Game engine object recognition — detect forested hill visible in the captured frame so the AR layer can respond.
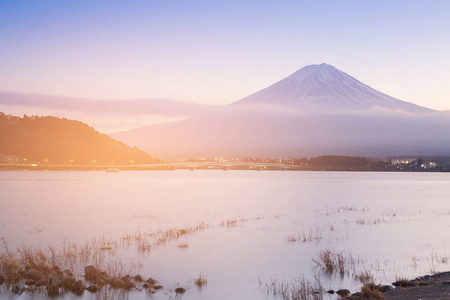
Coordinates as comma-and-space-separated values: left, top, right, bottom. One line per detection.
0, 113, 160, 165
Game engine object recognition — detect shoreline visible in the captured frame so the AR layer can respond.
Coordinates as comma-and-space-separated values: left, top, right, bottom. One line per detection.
347, 271, 450, 300
0, 164, 449, 172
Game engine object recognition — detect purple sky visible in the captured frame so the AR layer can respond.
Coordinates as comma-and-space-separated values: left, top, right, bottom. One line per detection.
1, 1, 450, 111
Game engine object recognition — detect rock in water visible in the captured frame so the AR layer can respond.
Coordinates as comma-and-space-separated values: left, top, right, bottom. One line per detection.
25, 279, 35, 286
336, 289, 350, 297
380, 285, 394, 292
72, 280, 86, 295
87, 284, 99, 292
51, 265, 63, 275
47, 282, 59, 296
134, 275, 144, 282
61, 274, 76, 290
25, 268, 44, 282
13, 284, 25, 294
85, 265, 98, 281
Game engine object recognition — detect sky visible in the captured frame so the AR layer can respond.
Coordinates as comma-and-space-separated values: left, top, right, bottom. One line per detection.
1, 0, 450, 110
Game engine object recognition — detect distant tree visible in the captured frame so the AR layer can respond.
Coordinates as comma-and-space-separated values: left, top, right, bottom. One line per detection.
309, 155, 368, 169
417, 157, 423, 169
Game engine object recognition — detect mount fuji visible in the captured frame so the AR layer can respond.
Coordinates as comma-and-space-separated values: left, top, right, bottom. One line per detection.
233, 63, 431, 113
112, 64, 449, 159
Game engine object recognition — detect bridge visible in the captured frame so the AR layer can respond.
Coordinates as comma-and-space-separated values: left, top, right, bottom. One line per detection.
0, 162, 304, 171
136, 161, 303, 171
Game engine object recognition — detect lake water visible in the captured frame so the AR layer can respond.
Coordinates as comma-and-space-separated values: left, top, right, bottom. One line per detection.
0, 171, 449, 299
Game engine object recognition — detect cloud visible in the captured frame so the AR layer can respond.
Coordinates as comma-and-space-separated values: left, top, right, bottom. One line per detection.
0, 90, 219, 116
0, 90, 221, 132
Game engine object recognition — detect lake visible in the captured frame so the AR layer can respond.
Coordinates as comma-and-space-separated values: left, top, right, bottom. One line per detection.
0, 171, 449, 299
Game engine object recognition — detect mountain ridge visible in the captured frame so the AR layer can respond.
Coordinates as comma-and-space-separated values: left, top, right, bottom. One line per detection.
0, 112, 160, 165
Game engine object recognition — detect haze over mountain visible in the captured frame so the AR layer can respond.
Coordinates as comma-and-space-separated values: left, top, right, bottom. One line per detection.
0, 90, 218, 133
112, 63, 450, 160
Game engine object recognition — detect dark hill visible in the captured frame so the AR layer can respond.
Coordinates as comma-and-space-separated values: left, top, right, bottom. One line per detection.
0, 113, 160, 165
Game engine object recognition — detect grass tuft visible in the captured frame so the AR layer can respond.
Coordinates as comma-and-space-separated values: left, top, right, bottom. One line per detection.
194, 273, 208, 287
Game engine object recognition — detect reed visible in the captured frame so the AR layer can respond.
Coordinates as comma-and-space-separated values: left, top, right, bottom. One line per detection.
312, 249, 361, 275
261, 276, 323, 300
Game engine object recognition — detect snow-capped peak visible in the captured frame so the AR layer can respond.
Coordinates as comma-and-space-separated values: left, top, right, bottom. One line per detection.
233, 63, 432, 113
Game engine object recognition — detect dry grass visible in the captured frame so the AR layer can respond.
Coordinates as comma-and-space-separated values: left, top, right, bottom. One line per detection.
356, 270, 376, 284
337, 206, 359, 213
312, 249, 361, 275
178, 243, 189, 248
285, 228, 323, 244
0, 251, 142, 296
315, 250, 335, 273
121, 222, 210, 250
255, 213, 283, 221
357, 272, 383, 299
429, 252, 449, 265
0, 242, 20, 284
411, 256, 419, 269
137, 242, 151, 252
194, 273, 207, 287
355, 218, 386, 225
219, 217, 247, 227
360, 284, 383, 299
261, 275, 323, 300
0, 220, 213, 296
0, 237, 143, 295
154, 222, 210, 246
323, 206, 369, 217
119, 222, 211, 253
392, 276, 415, 287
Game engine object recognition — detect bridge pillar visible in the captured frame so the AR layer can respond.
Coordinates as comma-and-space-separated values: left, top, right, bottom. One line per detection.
223, 166, 229, 171
189, 167, 195, 171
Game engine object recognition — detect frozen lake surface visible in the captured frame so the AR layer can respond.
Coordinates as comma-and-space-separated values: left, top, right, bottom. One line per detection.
0, 171, 449, 299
